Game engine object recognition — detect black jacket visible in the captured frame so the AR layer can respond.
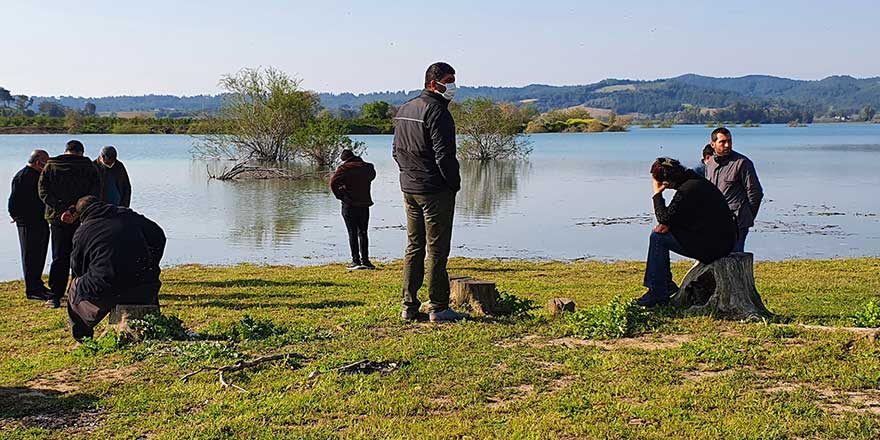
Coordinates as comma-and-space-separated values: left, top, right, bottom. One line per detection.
392, 91, 461, 194
8, 166, 46, 224
329, 156, 376, 207
94, 159, 132, 207
653, 170, 737, 263
71, 204, 166, 302
38, 154, 101, 223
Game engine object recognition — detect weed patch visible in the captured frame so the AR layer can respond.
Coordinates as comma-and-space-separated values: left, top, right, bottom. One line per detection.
565, 296, 655, 339
853, 300, 880, 328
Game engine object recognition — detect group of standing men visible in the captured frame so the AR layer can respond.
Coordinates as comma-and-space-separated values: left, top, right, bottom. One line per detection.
8, 141, 165, 340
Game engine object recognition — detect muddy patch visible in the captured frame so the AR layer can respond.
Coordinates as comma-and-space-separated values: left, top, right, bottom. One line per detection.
761, 382, 880, 416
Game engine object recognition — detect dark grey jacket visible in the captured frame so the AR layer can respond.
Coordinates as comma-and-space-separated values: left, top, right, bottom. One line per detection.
392, 91, 461, 194
705, 151, 764, 228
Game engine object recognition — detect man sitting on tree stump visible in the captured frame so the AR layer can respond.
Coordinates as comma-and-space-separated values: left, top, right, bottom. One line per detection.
636, 158, 737, 307
67, 196, 166, 341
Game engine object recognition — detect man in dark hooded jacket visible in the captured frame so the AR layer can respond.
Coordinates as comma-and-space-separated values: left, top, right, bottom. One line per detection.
329, 149, 376, 269
38, 140, 101, 308
66, 196, 165, 341
94, 146, 132, 207
636, 157, 737, 307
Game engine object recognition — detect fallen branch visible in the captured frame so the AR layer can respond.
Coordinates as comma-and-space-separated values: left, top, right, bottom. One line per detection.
181, 352, 304, 392
307, 359, 406, 381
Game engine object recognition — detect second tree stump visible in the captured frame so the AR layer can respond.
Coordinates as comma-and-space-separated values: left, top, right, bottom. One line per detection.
670, 252, 772, 321
450, 276, 499, 316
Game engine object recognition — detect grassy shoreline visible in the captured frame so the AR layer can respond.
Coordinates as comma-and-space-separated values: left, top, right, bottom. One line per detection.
1, 257, 878, 439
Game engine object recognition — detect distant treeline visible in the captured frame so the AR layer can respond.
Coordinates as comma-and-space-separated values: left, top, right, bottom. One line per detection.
5, 74, 880, 124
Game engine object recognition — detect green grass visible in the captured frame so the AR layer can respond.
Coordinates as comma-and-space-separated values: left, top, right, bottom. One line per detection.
1, 258, 879, 439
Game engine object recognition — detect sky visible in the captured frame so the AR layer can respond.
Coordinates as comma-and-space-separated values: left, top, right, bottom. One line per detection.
3, 0, 879, 97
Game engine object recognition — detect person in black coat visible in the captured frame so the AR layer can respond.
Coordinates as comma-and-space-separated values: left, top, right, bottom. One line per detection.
66, 196, 166, 341
7, 149, 51, 300
329, 149, 376, 269
636, 157, 737, 307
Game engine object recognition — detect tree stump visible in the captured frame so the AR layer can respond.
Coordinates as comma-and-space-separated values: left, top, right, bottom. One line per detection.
548, 298, 576, 317
106, 304, 160, 336
449, 276, 499, 316
670, 252, 772, 321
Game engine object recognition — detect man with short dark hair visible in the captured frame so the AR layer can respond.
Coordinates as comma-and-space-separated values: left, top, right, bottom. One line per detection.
693, 144, 714, 177
67, 196, 165, 341
8, 149, 51, 300
329, 149, 376, 270
38, 140, 101, 308
705, 127, 764, 252
392, 61, 467, 323
94, 146, 132, 207
636, 157, 737, 307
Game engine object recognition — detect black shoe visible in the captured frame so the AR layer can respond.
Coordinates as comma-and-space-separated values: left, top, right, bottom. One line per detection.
26, 289, 52, 301
635, 290, 669, 307
361, 261, 376, 270
347, 262, 365, 270
44, 298, 61, 309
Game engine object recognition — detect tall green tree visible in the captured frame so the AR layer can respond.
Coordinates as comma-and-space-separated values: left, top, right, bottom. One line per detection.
860, 105, 876, 122
360, 101, 391, 120
0, 87, 13, 107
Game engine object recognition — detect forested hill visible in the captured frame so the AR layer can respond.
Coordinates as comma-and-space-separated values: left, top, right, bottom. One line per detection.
25, 74, 880, 119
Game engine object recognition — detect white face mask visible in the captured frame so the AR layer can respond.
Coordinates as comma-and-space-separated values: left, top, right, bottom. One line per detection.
436, 81, 457, 101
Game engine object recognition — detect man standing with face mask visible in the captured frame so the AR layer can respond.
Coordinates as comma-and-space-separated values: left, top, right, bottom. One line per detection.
94, 146, 132, 207
392, 61, 466, 323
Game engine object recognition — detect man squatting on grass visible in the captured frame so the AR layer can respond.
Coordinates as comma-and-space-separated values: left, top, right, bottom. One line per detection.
392, 61, 468, 323
636, 158, 737, 307
67, 196, 166, 341
329, 149, 377, 270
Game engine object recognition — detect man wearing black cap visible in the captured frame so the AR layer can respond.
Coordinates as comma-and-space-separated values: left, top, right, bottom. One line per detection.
8, 149, 51, 300
329, 149, 376, 269
38, 140, 101, 308
67, 196, 165, 341
94, 146, 132, 207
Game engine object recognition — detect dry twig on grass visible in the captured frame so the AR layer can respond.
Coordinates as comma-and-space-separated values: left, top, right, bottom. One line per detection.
181, 352, 304, 392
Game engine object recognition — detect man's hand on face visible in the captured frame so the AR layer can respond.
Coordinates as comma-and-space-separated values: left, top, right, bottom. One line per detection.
652, 178, 667, 195
654, 224, 670, 234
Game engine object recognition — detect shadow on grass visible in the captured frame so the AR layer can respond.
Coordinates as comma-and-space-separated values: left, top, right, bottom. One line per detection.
0, 387, 99, 431
181, 299, 367, 311
168, 279, 345, 288
161, 291, 305, 301
450, 267, 519, 274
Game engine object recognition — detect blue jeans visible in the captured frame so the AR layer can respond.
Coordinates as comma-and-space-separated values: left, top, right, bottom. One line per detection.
642, 230, 697, 299
733, 227, 749, 253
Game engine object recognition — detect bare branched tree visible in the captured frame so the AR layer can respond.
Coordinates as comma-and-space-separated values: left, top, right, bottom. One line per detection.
451, 98, 532, 161
195, 67, 319, 163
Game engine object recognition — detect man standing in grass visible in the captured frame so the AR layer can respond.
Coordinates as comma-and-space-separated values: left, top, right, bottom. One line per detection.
38, 140, 101, 308
94, 146, 132, 207
330, 149, 376, 270
705, 127, 764, 252
8, 149, 51, 301
392, 62, 467, 323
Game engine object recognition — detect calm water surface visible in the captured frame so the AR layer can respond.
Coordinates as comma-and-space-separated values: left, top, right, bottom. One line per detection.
0, 124, 878, 281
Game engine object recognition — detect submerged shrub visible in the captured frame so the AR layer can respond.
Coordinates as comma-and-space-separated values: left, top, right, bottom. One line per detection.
853, 300, 880, 328
566, 296, 652, 339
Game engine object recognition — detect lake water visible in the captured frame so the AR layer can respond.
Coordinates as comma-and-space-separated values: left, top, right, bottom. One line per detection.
1, 124, 878, 281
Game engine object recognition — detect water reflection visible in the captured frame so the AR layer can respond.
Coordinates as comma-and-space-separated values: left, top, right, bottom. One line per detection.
457, 160, 530, 220
204, 161, 332, 247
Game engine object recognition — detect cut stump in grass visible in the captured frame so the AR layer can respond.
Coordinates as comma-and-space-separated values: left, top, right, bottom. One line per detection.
450, 276, 499, 316
106, 304, 160, 335
670, 252, 772, 321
